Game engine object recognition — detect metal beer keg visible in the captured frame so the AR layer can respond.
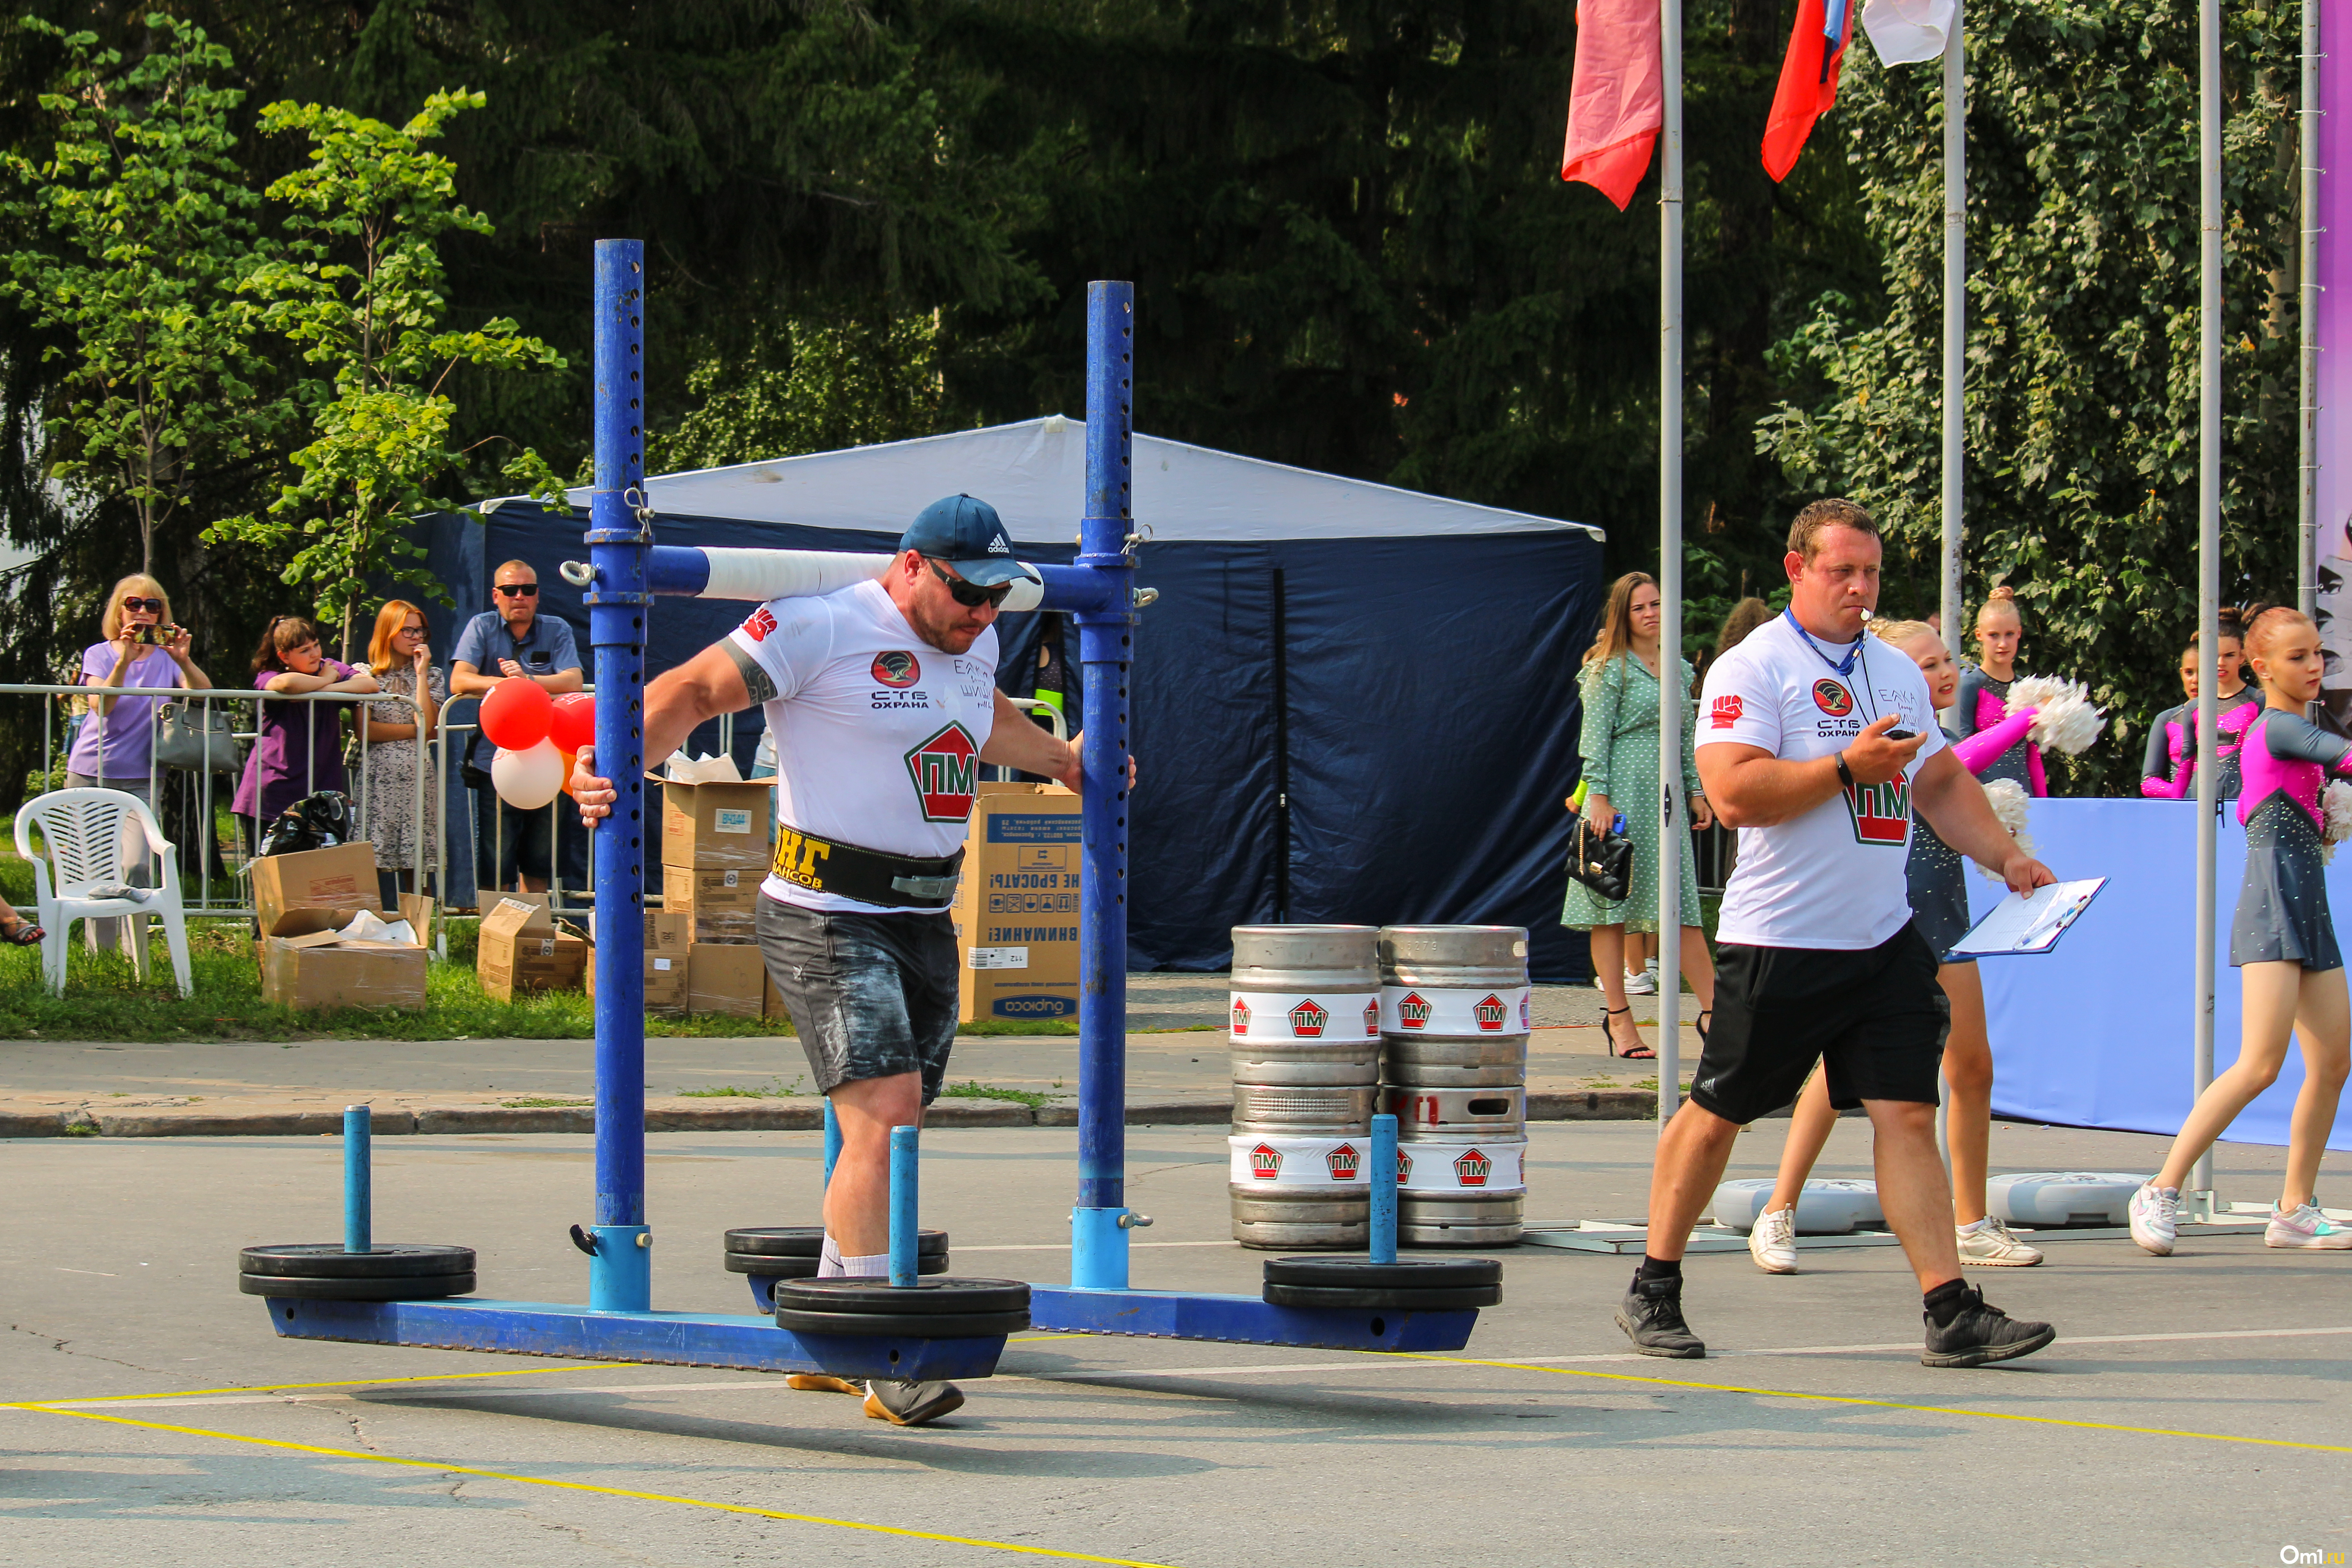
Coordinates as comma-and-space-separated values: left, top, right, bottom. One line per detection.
1377, 926, 1531, 1246
1229, 926, 1380, 1248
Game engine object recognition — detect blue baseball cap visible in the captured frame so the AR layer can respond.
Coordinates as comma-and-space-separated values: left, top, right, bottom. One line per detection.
900, 494, 1038, 588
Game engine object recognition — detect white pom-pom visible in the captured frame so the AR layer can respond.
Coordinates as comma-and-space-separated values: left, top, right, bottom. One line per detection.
2006, 676, 2105, 756
1972, 778, 2036, 881
2324, 781, 2352, 865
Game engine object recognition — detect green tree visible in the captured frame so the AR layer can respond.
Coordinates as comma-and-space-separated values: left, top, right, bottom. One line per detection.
649, 312, 946, 472
1758, 0, 2300, 790
210, 87, 565, 657
0, 13, 279, 577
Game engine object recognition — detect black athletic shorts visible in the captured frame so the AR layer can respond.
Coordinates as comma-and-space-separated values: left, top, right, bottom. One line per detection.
756, 895, 958, 1102
1689, 922, 1949, 1126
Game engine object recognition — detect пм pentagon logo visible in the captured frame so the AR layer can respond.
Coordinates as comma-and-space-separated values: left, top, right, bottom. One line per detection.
872, 650, 921, 688
1326, 1143, 1360, 1181
1230, 998, 1251, 1035
1396, 991, 1431, 1030
1474, 994, 1507, 1031
1454, 1147, 1492, 1188
1250, 1142, 1282, 1180
1290, 999, 1328, 1038
1812, 679, 1854, 717
1363, 999, 1380, 1036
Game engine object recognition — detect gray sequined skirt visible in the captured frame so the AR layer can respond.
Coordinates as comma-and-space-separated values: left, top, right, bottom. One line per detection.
2232, 796, 2343, 971
1906, 818, 1973, 964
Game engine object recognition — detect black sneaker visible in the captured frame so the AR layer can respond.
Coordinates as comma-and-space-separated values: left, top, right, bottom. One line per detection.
1920, 1285, 2056, 1368
1615, 1274, 1706, 1359
863, 1378, 964, 1426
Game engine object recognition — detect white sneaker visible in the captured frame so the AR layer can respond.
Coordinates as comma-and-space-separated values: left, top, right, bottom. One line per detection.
2127, 1181, 2178, 1256
1748, 1205, 1798, 1274
1955, 1216, 2044, 1267
2266, 1203, 2352, 1249
1623, 969, 1658, 995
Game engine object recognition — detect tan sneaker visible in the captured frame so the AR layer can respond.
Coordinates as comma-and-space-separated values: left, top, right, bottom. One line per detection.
1955, 1216, 2043, 1267
785, 1373, 863, 1395
1748, 1205, 1798, 1274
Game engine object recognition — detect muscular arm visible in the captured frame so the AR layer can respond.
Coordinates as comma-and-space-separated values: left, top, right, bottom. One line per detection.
569, 641, 752, 826
1912, 747, 2056, 895
537, 665, 584, 695
448, 661, 497, 698
979, 688, 1081, 789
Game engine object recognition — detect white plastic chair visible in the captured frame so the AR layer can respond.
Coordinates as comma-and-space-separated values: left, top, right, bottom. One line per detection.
14, 788, 192, 997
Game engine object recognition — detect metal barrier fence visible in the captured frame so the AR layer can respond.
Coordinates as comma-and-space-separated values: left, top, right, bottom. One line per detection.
4, 680, 613, 930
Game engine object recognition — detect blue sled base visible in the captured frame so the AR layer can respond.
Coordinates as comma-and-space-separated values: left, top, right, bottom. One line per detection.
1026, 1286, 1476, 1352
260, 1296, 1006, 1382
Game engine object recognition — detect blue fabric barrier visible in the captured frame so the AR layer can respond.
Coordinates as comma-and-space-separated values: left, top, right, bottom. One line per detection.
1977, 798, 2352, 1152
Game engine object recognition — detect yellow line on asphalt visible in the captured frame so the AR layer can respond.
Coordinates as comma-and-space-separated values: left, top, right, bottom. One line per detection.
1417, 1353, 2352, 1455
9, 1363, 632, 1408
19, 1406, 1181, 1567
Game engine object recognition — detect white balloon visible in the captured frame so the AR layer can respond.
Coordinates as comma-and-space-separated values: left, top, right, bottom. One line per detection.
492, 740, 566, 811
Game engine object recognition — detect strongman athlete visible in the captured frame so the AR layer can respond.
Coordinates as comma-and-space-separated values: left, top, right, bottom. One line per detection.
574, 494, 1127, 1425
1617, 498, 2059, 1368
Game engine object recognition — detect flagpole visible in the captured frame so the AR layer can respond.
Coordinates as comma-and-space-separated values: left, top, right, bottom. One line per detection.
2300, 0, 2320, 623
1940, 2, 1965, 664
1656, 0, 1685, 1130
2189, 0, 2222, 1218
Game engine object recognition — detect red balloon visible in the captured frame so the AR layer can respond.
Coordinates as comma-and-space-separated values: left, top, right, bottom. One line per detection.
548, 691, 597, 752
479, 677, 553, 750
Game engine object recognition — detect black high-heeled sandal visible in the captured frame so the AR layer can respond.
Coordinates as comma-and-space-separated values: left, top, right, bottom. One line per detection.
1605, 1005, 1655, 1060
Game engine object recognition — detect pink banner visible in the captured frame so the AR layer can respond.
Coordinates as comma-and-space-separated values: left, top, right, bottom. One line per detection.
2317, 0, 2352, 714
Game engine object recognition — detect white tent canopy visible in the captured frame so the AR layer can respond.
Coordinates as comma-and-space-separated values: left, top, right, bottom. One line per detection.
506, 416, 1599, 544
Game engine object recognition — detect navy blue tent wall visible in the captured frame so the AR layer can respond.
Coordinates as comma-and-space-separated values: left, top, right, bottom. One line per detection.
413, 505, 1605, 979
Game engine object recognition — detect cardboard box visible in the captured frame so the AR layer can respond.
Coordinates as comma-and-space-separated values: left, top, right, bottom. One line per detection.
586, 911, 691, 1014
257, 894, 434, 1012
951, 783, 1082, 1024
689, 942, 767, 1017
251, 842, 382, 934
660, 773, 773, 872
477, 893, 588, 1002
662, 864, 760, 944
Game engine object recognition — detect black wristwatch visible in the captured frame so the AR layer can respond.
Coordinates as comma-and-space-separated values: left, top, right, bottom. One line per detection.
1835, 750, 1856, 790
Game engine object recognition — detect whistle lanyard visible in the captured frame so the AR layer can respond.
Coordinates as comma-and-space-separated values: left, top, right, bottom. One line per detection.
1782, 607, 1861, 677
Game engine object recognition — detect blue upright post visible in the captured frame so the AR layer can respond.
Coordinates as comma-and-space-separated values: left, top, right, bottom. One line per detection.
1369, 1114, 1398, 1267
586, 238, 652, 1311
823, 1098, 842, 1190
889, 1127, 919, 1289
1070, 281, 1138, 1290
343, 1105, 372, 1255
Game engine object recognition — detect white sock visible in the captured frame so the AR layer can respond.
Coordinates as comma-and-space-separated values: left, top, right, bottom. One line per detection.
841, 1251, 890, 1278
818, 1234, 844, 1278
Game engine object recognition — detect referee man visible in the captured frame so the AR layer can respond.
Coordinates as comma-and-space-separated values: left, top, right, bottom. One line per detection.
1618, 498, 2058, 1368
572, 495, 1129, 1425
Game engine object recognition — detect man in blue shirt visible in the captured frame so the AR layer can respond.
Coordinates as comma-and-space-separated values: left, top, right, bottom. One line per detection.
450, 559, 584, 897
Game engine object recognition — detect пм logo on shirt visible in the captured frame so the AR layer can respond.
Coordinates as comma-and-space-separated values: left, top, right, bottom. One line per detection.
905, 722, 979, 822
1844, 777, 1910, 847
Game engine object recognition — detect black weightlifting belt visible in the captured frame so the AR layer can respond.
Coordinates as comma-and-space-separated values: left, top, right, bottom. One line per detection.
771, 821, 963, 910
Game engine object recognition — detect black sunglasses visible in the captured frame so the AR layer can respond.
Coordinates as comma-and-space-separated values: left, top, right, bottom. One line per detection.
494, 583, 539, 598
121, 597, 164, 614
925, 559, 1012, 610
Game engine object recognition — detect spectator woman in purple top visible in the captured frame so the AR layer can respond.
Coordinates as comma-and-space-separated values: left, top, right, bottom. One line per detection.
69, 573, 211, 956
231, 615, 377, 838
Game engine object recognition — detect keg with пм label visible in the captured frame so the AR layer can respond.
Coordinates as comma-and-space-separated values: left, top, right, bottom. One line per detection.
1228, 1132, 1373, 1250
1377, 925, 1531, 1089
1396, 1136, 1528, 1247
1228, 925, 1381, 1087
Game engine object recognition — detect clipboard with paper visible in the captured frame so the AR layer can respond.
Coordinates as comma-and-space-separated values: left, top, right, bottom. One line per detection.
1946, 878, 2109, 959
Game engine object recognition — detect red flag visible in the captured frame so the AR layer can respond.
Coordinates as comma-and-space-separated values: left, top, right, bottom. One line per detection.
1561, 0, 1663, 210
1762, 0, 1853, 182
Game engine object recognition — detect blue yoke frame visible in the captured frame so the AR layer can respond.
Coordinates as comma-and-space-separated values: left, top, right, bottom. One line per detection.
259, 245, 1477, 1371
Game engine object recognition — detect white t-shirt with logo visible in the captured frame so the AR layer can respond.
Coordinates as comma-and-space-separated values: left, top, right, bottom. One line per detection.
727, 578, 998, 913
1699, 613, 1948, 950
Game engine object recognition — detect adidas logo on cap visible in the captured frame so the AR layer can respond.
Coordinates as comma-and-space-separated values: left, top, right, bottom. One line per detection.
987, 536, 1011, 553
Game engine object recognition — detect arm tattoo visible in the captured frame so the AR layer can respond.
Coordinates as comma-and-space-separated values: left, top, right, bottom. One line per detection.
722, 638, 779, 704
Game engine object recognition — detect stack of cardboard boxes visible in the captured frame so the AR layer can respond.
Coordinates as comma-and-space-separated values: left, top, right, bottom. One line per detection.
586, 909, 690, 1014
951, 782, 1083, 1024
476, 893, 589, 1002
251, 843, 434, 1012
657, 761, 773, 1017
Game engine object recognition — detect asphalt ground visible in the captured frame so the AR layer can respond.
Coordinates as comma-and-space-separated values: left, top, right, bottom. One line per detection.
4, 1115, 2347, 1566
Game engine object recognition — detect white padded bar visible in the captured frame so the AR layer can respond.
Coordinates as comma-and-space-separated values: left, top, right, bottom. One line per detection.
694, 547, 1045, 612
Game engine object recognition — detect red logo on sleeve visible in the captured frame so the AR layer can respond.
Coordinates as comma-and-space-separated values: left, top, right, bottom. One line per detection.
742, 608, 777, 642
1710, 695, 1745, 730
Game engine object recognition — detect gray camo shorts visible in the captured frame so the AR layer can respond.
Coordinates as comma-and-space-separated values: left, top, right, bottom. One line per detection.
756, 895, 959, 1102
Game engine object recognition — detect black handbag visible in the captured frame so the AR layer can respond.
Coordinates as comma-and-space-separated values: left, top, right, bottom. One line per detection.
1566, 816, 1635, 903
153, 698, 246, 773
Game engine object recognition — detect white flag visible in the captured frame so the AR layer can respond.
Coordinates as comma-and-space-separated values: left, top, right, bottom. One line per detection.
1860, 0, 1956, 65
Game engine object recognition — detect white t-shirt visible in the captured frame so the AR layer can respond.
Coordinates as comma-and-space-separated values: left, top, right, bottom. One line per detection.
726, 579, 998, 913
1699, 613, 1948, 950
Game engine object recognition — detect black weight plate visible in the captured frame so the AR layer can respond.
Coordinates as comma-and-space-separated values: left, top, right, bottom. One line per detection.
773, 1276, 1031, 1316
724, 1252, 947, 1277
724, 1227, 948, 1258
240, 1271, 476, 1300
1262, 1282, 1499, 1310
774, 1307, 1029, 1339
1262, 1256, 1501, 1290
239, 1243, 476, 1279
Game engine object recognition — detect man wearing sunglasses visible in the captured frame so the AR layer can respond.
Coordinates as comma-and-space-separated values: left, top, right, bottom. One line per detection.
570, 494, 1133, 1429
451, 559, 585, 897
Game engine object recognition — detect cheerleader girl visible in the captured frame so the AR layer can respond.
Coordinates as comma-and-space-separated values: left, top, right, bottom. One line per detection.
1953, 587, 2042, 794
1748, 619, 2066, 1272
2130, 605, 2352, 1253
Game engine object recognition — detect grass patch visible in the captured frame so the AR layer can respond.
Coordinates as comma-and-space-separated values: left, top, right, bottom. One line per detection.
953, 1016, 1079, 1036
676, 1077, 804, 1099
936, 1080, 1055, 1108
496, 1096, 593, 1108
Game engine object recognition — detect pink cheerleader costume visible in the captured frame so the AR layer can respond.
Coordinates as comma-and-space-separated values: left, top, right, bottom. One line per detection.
2230, 707, 2352, 971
